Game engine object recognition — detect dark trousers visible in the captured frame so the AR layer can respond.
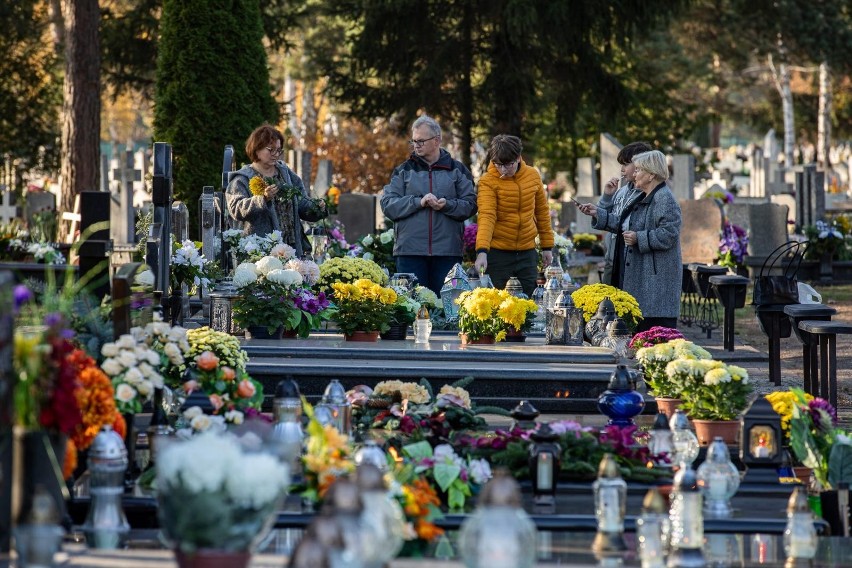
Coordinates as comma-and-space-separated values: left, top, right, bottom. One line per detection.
635, 317, 678, 333
486, 248, 539, 297
395, 255, 462, 295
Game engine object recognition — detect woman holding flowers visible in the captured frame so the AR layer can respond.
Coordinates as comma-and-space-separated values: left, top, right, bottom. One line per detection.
226, 124, 327, 257
578, 150, 681, 332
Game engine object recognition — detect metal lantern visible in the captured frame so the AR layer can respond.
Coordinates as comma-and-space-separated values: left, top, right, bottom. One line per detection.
83, 425, 131, 549
511, 400, 540, 430
528, 423, 561, 508
592, 454, 628, 553
317, 379, 352, 436
600, 318, 633, 360
440, 263, 472, 321
209, 277, 243, 335
466, 266, 481, 288
504, 276, 527, 298
543, 275, 562, 311
545, 291, 584, 346
390, 273, 418, 292
585, 297, 616, 346
740, 397, 783, 484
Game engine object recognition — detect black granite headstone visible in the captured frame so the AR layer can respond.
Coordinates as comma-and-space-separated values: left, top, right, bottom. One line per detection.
78, 191, 113, 300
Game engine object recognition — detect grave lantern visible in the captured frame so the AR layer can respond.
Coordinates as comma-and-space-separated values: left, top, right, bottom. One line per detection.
389, 273, 418, 292
440, 264, 472, 321
209, 278, 243, 335
740, 397, 783, 484
413, 306, 432, 344
466, 266, 481, 288
585, 297, 616, 346
668, 465, 705, 568
600, 318, 633, 360
697, 437, 740, 519
504, 276, 527, 298
592, 454, 628, 553
545, 290, 584, 346
784, 488, 818, 563
306, 226, 328, 263
317, 379, 352, 436
511, 400, 540, 430
528, 423, 561, 508
82, 425, 130, 548
597, 364, 645, 427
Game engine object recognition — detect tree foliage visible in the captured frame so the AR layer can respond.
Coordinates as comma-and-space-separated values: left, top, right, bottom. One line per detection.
153, 0, 278, 237
0, 1, 62, 183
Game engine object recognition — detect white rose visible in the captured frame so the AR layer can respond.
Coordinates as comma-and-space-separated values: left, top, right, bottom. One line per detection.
118, 350, 137, 368
379, 230, 393, 244
101, 358, 123, 376
137, 380, 153, 397
362, 235, 374, 246
256, 256, 284, 275
101, 343, 119, 358
115, 383, 136, 403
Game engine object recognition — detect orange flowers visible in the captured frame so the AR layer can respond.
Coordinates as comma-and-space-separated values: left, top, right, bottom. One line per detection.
400, 477, 443, 542
195, 351, 220, 371
236, 380, 256, 399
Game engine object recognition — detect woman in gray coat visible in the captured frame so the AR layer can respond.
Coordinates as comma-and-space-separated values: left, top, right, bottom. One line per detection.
578, 150, 681, 332
226, 124, 326, 257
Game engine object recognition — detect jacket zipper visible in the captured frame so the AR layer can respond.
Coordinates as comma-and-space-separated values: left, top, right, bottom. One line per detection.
515, 178, 522, 249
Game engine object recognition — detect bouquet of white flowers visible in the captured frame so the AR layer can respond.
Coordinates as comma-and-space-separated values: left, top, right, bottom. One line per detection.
101, 334, 165, 414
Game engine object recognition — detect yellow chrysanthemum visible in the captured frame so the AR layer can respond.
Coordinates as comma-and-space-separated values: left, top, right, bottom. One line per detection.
248, 176, 266, 197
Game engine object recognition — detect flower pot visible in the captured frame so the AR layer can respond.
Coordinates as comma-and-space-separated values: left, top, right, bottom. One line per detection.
282, 329, 299, 339
174, 549, 251, 568
793, 466, 813, 486
245, 325, 284, 340
654, 397, 683, 419
380, 323, 408, 341
504, 328, 526, 343
345, 330, 380, 342
460, 333, 496, 345
692, 419, 740, 446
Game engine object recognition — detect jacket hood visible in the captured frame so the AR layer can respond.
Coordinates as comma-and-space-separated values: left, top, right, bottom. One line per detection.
407, 148, 455, 170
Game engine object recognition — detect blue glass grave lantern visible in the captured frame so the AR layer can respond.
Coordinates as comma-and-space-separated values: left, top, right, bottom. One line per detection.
440, 263, 472, 321
597, 364, 645, 426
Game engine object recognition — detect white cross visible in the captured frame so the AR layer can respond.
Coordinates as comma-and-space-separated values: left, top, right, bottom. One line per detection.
62, 194, 81, 244
0, 185, 17, 224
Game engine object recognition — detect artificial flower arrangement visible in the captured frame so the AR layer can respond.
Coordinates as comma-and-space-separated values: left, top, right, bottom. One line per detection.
635, 339, 712, 399
100, 333, 166, 415
785, 389, 852, 490
717, 221, 749, 270
170, 238, 216, 294
330, 279, 398, 335
571, 283, 642, 331
628, 326, 685, 350
347, 378, 504, 438
185, 327, 250, 378
298, 400, 356, 502
358, 228, 396, 275
766, 389, 814, 442
156, 432, 290, 554
180, 350, 265, 427
402, 441, 492, 511
6, 238, 66, 264
454, 421, 670, 484
318, 256, 389, 293
393, 470, 445, 553
455, 287, 538, 342
669, 359, 752, 421
232, 256, 331, 337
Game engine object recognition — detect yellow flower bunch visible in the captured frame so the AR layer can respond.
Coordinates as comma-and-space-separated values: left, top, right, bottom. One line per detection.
498, 295, 538, 331
318, 256, 389, 293
767, 390, 814, 436
248, 176, 266, 197
571, 283, 642, 329
438, 385, 472, 409
456, 288, 536, 341
330, 279, 398, 334
573, 233, 598, 248
186, 327, 249, 374
374, 380, 431, 404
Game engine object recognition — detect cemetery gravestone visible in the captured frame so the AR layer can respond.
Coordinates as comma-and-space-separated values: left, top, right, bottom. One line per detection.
599, 133, 622, 195
671, 155, 696, 201
313, 160, 333, 198
110, 149, 141, 245
0, 185, 17, 224
78, 191, 113, 301
199, 187, 220, 320
24, 191, 56, 241
795, 165, 825, 231
151, 143, 173, 309
171, 201, 191, 320
338, 193, 381, 242
574, 157, 597, 235
746, 203, 790, 261
679, 199, 725, 265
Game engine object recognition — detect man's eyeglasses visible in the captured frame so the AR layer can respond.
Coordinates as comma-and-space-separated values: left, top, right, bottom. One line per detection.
493, 158, 519, 169
266, 147, 283, 157
408, 136, 439, 147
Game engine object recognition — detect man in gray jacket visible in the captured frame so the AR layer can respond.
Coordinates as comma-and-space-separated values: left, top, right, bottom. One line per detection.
381, 116, 477, 294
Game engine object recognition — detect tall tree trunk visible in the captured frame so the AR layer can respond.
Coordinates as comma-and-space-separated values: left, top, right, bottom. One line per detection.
817, 62, 831, 173
458, 1, 473, 168
768, 52, 795, 171
60, 0, 100, 227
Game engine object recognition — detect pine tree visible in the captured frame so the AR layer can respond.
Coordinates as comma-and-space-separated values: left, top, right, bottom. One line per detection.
153, 0, 278, 237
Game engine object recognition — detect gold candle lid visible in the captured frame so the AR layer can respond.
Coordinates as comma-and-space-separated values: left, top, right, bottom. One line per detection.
598, 453, 621, 479
642, 488, 666, 514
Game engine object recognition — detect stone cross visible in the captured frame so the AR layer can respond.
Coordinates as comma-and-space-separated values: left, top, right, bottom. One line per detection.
0, 270, 15, 552
151, 142, 173, 310
0, 185, 17, 224
110, 149, 142, 244
61, 194, 82, 244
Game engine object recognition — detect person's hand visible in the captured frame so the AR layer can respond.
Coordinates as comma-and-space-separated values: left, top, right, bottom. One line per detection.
475, 252, 488, 274
431, 197, 447, 210
577, 203, 598, 217
541, 249, 553, 267
264, 184, 278, 201
420, 193, 436, 208
623, 231, 638, 246
603, 177, 620, 195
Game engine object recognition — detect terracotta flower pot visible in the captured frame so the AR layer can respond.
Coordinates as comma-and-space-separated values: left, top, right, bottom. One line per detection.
174, 549, 251, 568
793, 466, 813, 486
344, 330, 380, 342
692, 419, 740, 446
460, 333, 496, 345
654, 397, 683, 419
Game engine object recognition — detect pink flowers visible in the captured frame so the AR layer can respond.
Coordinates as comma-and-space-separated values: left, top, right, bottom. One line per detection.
628, 326, 685, 349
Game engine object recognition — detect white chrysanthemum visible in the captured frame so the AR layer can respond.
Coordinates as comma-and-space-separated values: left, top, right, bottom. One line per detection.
116, 334, 137, 350
227, 453, 289, 508
703, 368, 731, 386
101, 358, 122, 376
362, 235, 374, 246
137, 380, 153, 397
269, 243, 296, 260
255, 256, 284, 275
101, 343, 119, 358
115, 383, 136, 403
158, 434, 241, 494
267, 268, 303, 286
233, 270, 258, 288
124, 367, 144, 385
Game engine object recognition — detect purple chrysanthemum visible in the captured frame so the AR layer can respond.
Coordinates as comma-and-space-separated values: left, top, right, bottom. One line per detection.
808, 398, 838, 432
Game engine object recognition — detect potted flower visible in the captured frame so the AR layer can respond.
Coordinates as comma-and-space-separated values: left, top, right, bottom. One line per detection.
232, 256, 330, 339
672, 360, 752, 445
169, 239, 216, 325
572, 232, 598, 254
330, 279, 398, 340
180, 350, 265, 425
317, 256, 389, 293
786, 389, 851, 491
766, 389, 815, 483
381, 295, 420, 340
455, 288, 536, 345
156, 432, 289, 567
571, 283, 642, 331
635, 338, 712, 416
628, 326, 685, 350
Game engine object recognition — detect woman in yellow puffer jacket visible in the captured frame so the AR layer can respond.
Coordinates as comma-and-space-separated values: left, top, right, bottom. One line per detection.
474, 135, 555, 296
